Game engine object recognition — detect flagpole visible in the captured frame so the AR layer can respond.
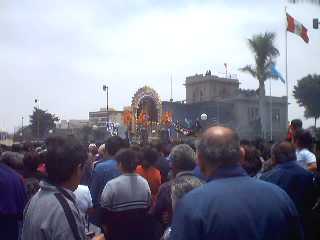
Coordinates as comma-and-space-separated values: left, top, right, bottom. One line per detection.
270, 79, 273, 141
285, 6, 289, 129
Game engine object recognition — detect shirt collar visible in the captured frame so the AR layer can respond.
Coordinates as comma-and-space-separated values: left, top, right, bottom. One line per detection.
207, 164, 248, 182
176, 171, 194, 178
40, 180, 76, 201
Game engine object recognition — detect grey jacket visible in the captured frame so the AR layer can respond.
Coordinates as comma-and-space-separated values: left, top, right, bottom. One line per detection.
21, 181, 86, 240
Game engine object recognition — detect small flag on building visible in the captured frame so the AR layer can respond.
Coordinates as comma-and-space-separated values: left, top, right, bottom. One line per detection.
35, 99, 38, 103
286, 13, 309, 43
271, 64, 285, 84
103, 85, 107, 91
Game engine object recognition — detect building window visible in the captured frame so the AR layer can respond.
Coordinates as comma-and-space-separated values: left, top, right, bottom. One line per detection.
200, 90, 203, 101
272, 109, 280, 122
248, 107, 259, 121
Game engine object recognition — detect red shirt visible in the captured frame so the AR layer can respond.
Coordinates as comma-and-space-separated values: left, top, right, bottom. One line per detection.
136, 165, 161, 202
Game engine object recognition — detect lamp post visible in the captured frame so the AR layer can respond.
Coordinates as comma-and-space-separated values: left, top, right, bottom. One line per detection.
103, 84, 109, 126
34, 98, 40, 139
21, 116, 24, 140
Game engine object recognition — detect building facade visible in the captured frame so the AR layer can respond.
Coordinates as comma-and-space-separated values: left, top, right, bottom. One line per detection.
163, 71, 287, 140
89, 108, 124, 128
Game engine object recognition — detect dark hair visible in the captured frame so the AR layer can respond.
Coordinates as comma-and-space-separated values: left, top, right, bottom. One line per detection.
115, 148, 138, 172
291, 119, 303, 130
240, 145, 262, 177
0, 151, 24, 171
141, 146, 159, 168
295, 130, 313, 151
240, 139, 251, 146
272, 141, 296, 163
45, 136, 87, 184
11, 144, 22, 153
23, 151, 40, 173
197, 128, 240, 167
105, 136, 124, 156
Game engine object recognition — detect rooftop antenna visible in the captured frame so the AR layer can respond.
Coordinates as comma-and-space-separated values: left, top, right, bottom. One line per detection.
170, 74, 173, 102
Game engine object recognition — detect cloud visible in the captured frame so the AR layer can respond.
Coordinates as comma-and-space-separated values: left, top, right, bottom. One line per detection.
0, 0, 319, 131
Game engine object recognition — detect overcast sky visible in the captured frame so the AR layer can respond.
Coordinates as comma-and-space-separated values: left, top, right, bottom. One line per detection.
0, 0, 319, 132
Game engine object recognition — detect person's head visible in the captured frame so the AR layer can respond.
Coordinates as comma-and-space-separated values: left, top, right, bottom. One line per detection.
11, 144, 22, 153
240, 139, 251, 146
294, 130, 313, 151
98, 144, 105, 157
271, 141, 296, 164
141, 146, 159, 168
45, 136, 87, 190
105, 136, 124, 157
23, 151, 40, 175
171, 176, 203, 210
115, 148, 138, 173
170, 144, 196, 176
130, 144, 142, 164
291, 119, 303, 132
0, 151, 24, 173
197, 126, 240, 177
88, 144, 98, 155
239, 145, 262, 177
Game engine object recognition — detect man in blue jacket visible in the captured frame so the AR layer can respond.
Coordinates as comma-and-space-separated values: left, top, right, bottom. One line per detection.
261, 141, 316, 239
170, 126, 303, 240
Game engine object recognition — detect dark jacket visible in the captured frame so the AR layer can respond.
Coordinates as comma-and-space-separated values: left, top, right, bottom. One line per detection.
170, 165, 303, 240
152, 171, 199, 228
261, 161, 316, 239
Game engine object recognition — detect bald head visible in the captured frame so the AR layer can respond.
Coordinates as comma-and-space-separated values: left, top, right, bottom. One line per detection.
272, 141, 296, 164
197, 126, 240, 169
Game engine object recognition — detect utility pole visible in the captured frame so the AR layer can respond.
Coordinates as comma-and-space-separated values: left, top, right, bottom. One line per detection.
170, 75, 173, 102
103, 85, 109, 131
21, 116, 24, 140
35, 98, 40, 139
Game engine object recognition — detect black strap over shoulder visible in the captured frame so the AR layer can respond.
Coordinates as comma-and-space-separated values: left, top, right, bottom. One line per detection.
54, 193, 82, 240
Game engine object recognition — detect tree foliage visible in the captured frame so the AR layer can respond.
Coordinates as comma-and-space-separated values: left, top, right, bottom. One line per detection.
240, 32, 279, 137
30, 108, 59, 139
293, 74, 320, 126
240, 32, 280, 94
288, 0, 320, 4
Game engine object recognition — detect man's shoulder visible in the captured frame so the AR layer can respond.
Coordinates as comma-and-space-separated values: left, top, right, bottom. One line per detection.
159, 181, 171, 190
136, 174, 150, 187
184, 176, 289, 204
25, 190, 85, 240
94, 159, 118, 172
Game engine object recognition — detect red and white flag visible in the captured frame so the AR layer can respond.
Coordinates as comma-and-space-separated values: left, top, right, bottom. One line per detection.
286, 13, 309, 43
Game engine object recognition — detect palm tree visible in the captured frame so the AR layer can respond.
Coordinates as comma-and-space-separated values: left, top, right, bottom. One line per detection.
240, 32, 279, 138
288, 0, 320, 4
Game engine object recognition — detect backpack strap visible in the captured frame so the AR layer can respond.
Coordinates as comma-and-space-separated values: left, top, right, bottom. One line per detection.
54, 193, 82, 240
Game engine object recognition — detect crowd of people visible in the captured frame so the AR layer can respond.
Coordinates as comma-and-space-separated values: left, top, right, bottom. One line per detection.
1, 118, 320, 240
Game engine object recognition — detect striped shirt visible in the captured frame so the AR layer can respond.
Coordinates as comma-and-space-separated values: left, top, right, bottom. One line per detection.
100, 173, 151, 212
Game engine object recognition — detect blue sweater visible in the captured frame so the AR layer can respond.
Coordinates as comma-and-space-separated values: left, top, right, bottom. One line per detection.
170, 165, 303, 240
89, 159, 121, 207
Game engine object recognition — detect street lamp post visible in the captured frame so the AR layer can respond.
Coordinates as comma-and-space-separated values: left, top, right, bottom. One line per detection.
21, 116, 24, 141
103, 85, 110, 133
35, 98, 40, 139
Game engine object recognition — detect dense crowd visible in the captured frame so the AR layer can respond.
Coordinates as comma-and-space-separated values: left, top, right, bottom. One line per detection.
1, 119, 320, 240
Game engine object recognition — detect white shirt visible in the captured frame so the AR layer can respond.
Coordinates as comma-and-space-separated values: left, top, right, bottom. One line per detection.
296, 148, 316, 170
74, 185, 93, 216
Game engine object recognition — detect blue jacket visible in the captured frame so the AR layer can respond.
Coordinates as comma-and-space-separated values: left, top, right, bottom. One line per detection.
170, 165, 303, 240
260, 161, 316, 239
261, 161, 315, 217
89, 159, 121, 207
